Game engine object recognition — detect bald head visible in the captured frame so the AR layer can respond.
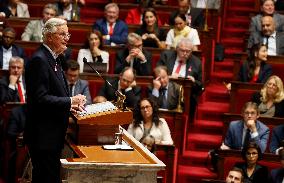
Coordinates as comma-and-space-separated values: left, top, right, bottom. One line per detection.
261, 15, 275, 36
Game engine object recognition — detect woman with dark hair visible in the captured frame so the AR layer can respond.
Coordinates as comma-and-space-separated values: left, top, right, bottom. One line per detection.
127, 98, 173, 150
135, 8, 166, 48
77, 30, 109, 73
166, 13, 200, 50
239, 43, 272, 83
234, 142, 269, 183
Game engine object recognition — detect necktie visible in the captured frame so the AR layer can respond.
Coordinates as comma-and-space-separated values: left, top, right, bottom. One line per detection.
174, 61, 183, 75
69, 84, 74, 97
243, 129, 251, 148
161, 88, 168, 109
109, 23, 114, 36
265, 36, 269, 48
17, 81, 25, 103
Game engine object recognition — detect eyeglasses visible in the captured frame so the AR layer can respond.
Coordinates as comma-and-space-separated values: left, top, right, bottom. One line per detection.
244, 111, 257, 116
267, 82, 277, 88
140, 105, 152, 110
56, 32, 71, 39
246, 152, 258, 156
177, 48, 192, 54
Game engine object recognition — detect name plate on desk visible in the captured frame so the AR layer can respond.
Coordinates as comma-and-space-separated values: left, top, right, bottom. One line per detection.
102, 145, 134, 151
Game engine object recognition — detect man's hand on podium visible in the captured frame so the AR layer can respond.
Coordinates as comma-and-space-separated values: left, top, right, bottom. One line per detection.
71, 94, 87, 113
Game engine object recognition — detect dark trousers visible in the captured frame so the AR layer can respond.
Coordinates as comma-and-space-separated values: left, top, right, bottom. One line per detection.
29, 148, 62, 183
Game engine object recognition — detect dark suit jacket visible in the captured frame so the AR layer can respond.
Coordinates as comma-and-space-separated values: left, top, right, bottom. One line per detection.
251, 92, 284, 118
98, 78, 141, 108
247, 31, 284, 55
270, 168, 284, 183
269, 125, 284, 154
148, 81, 180, 110
157, 50, 203, 94
24, 45, 71, 151
0, 44, 27, 69
7, 105, 26, 138
235, 162, 269, 183
238, 61, 272, 83
0, 75, 25, 104
72, 79, 92, 105
224, 120, 270, 153
169, 8, 204, 28
114, 48, 152, 76
93, 18, 128, 45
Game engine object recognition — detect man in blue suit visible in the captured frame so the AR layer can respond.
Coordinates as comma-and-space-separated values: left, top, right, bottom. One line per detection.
270, 149, 284, 183
0, 27, 26, 70
220, 102, 270, 153
93, 3, 128, 46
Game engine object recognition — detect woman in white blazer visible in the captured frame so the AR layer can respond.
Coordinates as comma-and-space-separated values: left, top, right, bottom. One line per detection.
8, 0, 30, 18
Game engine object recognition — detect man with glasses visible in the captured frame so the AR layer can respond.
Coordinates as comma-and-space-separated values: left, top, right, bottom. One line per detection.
114, 32, 152, 76
98, 67, 141, 108
220, 102, 269, 153
24, 18, 86, 183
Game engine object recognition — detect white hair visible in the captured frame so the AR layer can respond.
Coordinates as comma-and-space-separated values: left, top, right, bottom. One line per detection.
176, 38, 193, 49
9, 56, 24, 66
42, 18, 67, 41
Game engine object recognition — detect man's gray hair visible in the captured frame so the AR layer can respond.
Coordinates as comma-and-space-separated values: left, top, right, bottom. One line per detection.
127, 32, 142, 45
9, 56, 24, 66
176, 38, 193, 49
43, 3, 58, 15
104, 3, 119, 12
42, 18, 67, 40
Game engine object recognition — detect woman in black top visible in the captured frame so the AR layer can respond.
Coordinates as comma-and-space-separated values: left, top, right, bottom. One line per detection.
135, 8, 166, 48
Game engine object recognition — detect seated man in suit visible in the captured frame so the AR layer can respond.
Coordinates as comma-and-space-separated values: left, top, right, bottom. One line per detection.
148, 65, 181, 110
168, 0, 204, 28
248, 15, 284, 56
21, 3, 57, 42
65, 60, 92, 105
270, 149, 284, 183
1, 27, 26, 70
225, 167, 244, 183
98, 67, 141, 108
114, 33, 152, 76
249, 0, 284, 33
157, 38, 203, 119
270, 124, 284, 154
93, 3, 128, 46
220, 102, 270, 153
0, 56, 25, 104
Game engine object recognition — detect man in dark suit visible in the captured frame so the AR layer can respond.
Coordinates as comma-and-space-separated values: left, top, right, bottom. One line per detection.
169, 0, 204, 28
270, 149, 284, 183
65, 59, 92, 105
248, 15, 284, 56
270, 124, 284, 154
157, 38, 203, 119
114, 32, 152, 76
98, 67, 141, 108
93, 3, 128, 46
0, 56, 25, 104
148, 65, 181, 110
0, 27, 26, 70
220, 102, 270, 153
24, 18, 86, 183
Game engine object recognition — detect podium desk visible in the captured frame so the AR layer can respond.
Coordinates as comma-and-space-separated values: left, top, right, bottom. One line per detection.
61, 128, 165, 183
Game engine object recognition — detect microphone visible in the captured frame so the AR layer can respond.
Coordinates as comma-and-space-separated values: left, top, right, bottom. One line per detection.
83, 57, 126, 109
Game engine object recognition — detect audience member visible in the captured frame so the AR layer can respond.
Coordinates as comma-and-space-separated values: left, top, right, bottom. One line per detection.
125, 0, 153, 25
148, 66, 181, 110
93, 3, 128, 46
114, 33, 152, 76
169, 0, 204, 28
127, 97, 173, 151
191, 0, 221, 9
225, 167, 244, 183
0, 56, 25, 104
270, 149, 284, 182
234, 142, 269, 183
166, 13, 200, 50
92, 95, 107, 104
157, 38, 203, 119
251, 75, 284, 118
135, 8, 166, 48
220, 102, 270, 153
65, 60, 92, 105
1, 27, 26, 70
249, 0, 284, 33
0, 0, 30, 18
98, 67, 141, 108
77, 30, 109, 73
270, 124, 284, 154
248, 15, 284, 56
21, 3, 57, 42
55, 0, 80, 21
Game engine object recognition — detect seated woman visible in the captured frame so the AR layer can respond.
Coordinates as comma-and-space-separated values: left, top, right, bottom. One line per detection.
135, 8, 167, 49
1, 0, 30, 18
77, 30, 109, 73
234, 141, 269, 183
127, 98, 173, 151
251, 75, 284, 117
165, 13, 200, 51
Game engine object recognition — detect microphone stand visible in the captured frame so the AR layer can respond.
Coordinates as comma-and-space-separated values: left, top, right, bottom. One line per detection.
83, 57, 126, 110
